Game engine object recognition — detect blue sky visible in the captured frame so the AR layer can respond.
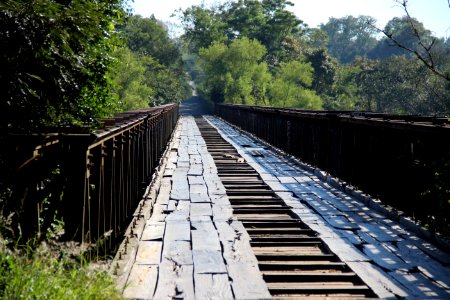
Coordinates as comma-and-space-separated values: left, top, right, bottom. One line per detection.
129, 0, 450, 38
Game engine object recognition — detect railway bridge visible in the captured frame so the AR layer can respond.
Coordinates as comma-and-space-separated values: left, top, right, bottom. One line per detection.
5, 97, 450, 299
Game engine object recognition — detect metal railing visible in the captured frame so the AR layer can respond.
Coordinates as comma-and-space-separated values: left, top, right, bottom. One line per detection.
1, 104, 178, 248
215, 104, 450, 231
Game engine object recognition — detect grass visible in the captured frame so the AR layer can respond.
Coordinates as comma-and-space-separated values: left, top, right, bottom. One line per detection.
0, 242, 123, 300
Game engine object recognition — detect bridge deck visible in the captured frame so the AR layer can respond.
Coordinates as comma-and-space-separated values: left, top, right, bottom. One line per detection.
115, 115, 450, 299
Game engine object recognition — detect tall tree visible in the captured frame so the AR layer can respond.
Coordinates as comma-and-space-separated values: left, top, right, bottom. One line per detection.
0, 0, 126, 131
369, 16, 433, 60
369, 0, 449, 82
269, 61, 322, 108
198, 38, 270, 105
355, 56, 450, 114
320, 15, 378, 63
180, 5, 227, 53
113, 15, 191, 106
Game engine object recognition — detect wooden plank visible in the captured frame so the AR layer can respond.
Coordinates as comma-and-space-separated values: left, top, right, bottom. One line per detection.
212, 205, 234, 221
227, 262, 271, 299
389, 270, 450, 299
162, 240, 193, 265
294, 175, 314, 183
188, 164, 203, 176
163, 168, 174, 177
215, 221, 238, 242
188, 145, 199, 155
386, 240, 450, 289
191, 221, 221, 252
204, 178, 227, 195
170, 168, 189, 200
277, 176, 297, 183
153, 262, 195, 300
190, 193, 210, 203
265, 180, 289, 192
141, 222, 165, 241
362, 244, 409, 271
123, 265, 158, 299
188, 176, 205, 185
359, 223, 404, 243
209, 194, 231, 205
326, 195, 366, 212
178, 153, 190, 163
335, 229, 364, 245
408, 235, 450, 265
177, 161, 190, 168
194, 274, 233, 300
190, 203, 212, 217
346, 261, 408, 299
192, 249, 227, 274
252, 246, 323, 256
189, 155, 203, 165
164, 221, 191, 241
190, 184, 208, 194
323, 215, 360, 230
167, 200, 177, 212
135, 241, 162, 265
168, 151, 178, 163
321, 236, 370, 262
156, 178, 171, 205
147, 204, 167, 223
298, 194, 343, 216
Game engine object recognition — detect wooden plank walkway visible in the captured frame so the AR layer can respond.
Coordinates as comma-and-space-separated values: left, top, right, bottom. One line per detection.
205, 115, 450, 299
118, 116, 270, 300
114, 114, 450, 299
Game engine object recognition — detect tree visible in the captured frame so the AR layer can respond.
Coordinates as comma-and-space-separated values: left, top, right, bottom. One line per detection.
198, 38, 271, 104
0, 0, 126, 132
111, 47, 155, 111
123, 15, 181, 68
355, 56, 450, 114
180, 0, 306, 66
324, 64, 361, 110
268, 61, 322, 108
369, 0, 449, 82
320, 15, 378, 63
114, 15, 191, 106
369, 16, 432, 60
226, 0, 305, 57
179, 5, 227, 53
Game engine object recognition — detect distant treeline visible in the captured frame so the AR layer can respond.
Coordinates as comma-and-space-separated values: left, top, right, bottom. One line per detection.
179, 0, 450, 115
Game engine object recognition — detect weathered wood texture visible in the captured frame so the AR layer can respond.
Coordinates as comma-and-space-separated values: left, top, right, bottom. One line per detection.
121, 116, 270, 299
206, 115, 450, 300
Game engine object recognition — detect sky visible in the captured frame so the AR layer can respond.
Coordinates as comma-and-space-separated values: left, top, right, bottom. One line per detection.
130, 0, 450, 38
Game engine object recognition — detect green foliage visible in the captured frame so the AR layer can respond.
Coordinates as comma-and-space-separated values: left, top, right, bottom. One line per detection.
111, 15, 191, 108
111, 47, 155, 111
0, 244, 122, 300
181, 1, 450, 115
199, 38, 270, 104
269, 61, 322, 108
0, 0, 127, 131
123, 15, 181, 67
180, 0, 306, 63
324, 64, 361, 110
320, 15, 378, 63
369, 16, 433, 60
355, 56, 450, 114
180, 5, 227, 53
